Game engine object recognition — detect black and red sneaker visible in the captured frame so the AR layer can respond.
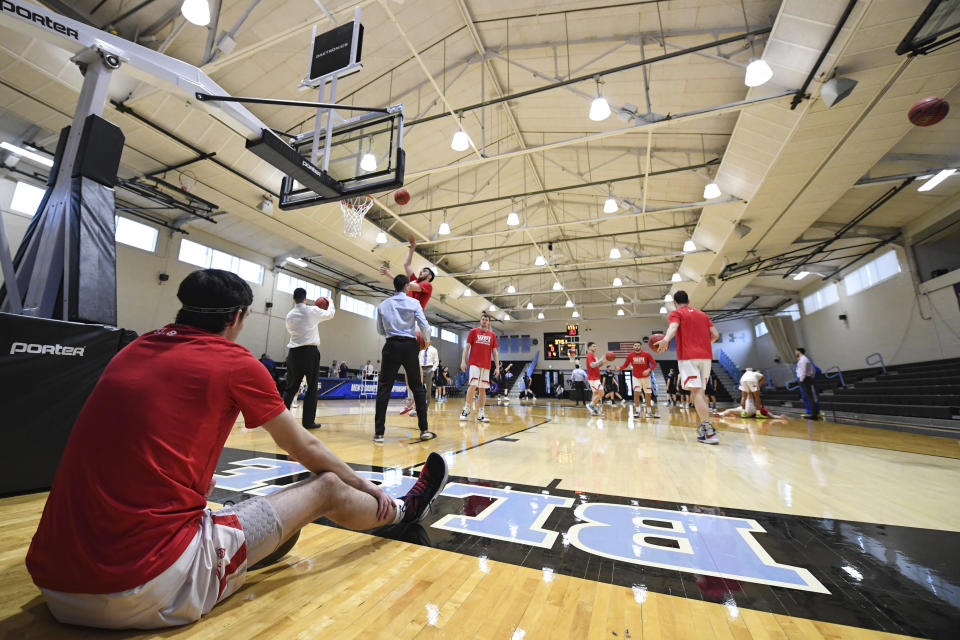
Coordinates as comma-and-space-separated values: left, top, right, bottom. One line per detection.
400, 452, 449, 523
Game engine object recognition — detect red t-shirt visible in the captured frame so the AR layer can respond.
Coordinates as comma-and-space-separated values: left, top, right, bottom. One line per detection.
668, 306, 715, 360
25, 325, 286, 594
407, 273, 433, 310
466, 328, 498, 369
586, 352, 602, 380
620, 350, 657, 377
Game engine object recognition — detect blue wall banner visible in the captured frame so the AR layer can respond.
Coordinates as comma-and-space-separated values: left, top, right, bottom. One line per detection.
310, 377, 407, 399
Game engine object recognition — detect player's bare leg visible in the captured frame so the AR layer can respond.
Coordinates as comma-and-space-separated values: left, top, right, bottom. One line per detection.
477, 386, 490, 422
460, 385, 478, 421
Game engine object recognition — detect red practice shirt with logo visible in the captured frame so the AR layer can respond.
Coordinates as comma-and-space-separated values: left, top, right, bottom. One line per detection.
466, 328, 498, 369
620, 350, 657, 377
586, 352, 602, 380
25, 324, 286, 594
407, 273, 433, 310
668, 306, 715, 360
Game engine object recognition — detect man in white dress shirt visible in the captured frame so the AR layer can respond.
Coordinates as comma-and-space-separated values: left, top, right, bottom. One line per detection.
283, 287, 335, 429
410, 342, 439, 417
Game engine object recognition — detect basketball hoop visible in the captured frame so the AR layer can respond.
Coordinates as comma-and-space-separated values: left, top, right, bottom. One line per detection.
340, 194, 373, 237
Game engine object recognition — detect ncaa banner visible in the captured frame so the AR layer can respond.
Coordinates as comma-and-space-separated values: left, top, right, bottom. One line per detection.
314, 378, 407, 399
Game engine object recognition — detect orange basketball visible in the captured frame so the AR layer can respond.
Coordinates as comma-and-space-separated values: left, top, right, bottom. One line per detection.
315, 297, 329, 310
908, 96, 949, 127
649, 333, 666, 352
605, 351, 616, 361
394, 188, 410, 205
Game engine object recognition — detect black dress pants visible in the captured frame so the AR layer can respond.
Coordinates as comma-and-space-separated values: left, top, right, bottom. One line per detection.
800, 378, 820, 416
573, 381, 587, 405
376, 337, 428, 436
283, 345, 320, 427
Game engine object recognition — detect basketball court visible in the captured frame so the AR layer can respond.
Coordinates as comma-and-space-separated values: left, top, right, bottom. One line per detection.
1, 0, 959, 638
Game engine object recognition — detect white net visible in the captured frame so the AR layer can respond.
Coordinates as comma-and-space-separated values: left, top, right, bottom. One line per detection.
340, 195, 374, 238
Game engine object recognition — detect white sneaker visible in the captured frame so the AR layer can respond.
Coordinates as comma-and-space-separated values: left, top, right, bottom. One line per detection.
620, 399, 627, 407
503, 398, 510, 405
409, 410, 417, 417
497, 398, 503, 405
459, 408, 469, 421
477, 413, 490, 423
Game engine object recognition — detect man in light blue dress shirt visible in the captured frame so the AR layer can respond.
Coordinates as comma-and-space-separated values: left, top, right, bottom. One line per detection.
374, 275, 435, 443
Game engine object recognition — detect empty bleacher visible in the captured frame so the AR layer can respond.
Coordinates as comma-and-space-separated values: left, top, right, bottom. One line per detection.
763, 357, 960, 422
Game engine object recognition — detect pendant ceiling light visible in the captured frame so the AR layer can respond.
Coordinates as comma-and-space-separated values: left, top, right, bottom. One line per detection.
181, 0, 211, 26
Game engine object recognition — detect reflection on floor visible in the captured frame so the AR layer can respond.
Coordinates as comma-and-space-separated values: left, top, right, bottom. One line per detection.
2, 398, 958, 639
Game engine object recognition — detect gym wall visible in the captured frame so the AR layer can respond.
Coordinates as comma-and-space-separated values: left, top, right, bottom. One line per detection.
1, 177, 464, 370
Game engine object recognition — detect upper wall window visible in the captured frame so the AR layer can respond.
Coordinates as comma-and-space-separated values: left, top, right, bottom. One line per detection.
780, 304, 801, 321
802, 283, 839, 314
843, 250, 901, 296
114, 216, 158, 252
10, 181, 45, 216
754, 322, 768, 338
276, 272, 331, 301
178, 238, 264, 285
340, 294, 376, 319
441, 329, 459, 344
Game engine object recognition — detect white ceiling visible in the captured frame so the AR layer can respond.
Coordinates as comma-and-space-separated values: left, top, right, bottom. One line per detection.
1, 0, 958, 327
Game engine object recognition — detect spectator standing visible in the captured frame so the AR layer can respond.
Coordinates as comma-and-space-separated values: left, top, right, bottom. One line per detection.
570, 363, 588, 406
795, 347, 821, 420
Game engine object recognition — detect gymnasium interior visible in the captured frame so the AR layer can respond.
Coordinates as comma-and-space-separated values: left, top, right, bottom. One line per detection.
1, 1, 959, 638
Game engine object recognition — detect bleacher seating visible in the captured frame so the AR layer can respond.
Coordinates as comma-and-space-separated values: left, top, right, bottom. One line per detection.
763, 356, 960, 421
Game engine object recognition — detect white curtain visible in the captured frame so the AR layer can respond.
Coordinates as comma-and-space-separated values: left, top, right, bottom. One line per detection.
762, 315, 799, 365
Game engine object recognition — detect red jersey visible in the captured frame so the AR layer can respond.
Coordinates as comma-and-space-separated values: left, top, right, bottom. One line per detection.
407, 273, 433, 310
620, 350, 657, 377
466, 328, 498, 369
585, 352, 602, 380
668, 305, 715, 360
26, 324, 286, 594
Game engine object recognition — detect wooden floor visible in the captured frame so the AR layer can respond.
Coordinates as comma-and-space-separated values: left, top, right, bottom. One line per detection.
2, 398, 958, 639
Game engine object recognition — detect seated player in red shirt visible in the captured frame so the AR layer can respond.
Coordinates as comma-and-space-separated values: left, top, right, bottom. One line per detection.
25, 269, 449, 630
619, 342, 659, 419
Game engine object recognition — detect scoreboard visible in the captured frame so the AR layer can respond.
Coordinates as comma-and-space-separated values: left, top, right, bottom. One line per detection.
544, 324, 579, 360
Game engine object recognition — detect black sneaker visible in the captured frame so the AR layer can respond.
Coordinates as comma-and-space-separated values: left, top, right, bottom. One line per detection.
419, 431, 437, 441
400, 452, 449, 523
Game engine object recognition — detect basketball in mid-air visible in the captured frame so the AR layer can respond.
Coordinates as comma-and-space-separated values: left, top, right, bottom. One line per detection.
604, 351, 616, 361
315, 297, 329, 310
649, 333, 666, 352
908, 96, 949, 127
393, 188, 410, 205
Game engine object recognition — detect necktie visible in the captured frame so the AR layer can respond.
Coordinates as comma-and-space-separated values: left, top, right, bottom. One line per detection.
423, 350, 427, 365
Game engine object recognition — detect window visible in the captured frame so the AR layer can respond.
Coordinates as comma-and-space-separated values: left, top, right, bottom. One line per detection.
276, 272, 331, 301
779, 304, 801, 321
802, 283, 839, 314
441, 329, 458, 344
339, 293, 376, 319
754, 322, 768, 338
178, 239, 264, 284
10, 181, 45, 216
114, 216, 158, 252
843, 250, 901, 296
429, 326, 438, 338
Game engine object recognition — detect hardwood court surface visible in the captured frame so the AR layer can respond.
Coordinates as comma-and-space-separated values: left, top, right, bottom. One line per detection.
1, 398, 958, 639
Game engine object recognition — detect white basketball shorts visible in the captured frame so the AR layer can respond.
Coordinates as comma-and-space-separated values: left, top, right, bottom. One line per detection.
678, 359, 712, 390
468, 365, 491, 389
634, 375, 652, 393
589, 379, 603, 392
40, 497, 283, 629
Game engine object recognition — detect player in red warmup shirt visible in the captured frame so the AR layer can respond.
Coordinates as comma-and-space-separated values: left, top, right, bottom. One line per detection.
459, 313, 500, 423
583, 341, 607, 416
620, 342, 659, 419
652, 290, 720, 444
24, 269, 449, 630
380, 237, 435, 413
